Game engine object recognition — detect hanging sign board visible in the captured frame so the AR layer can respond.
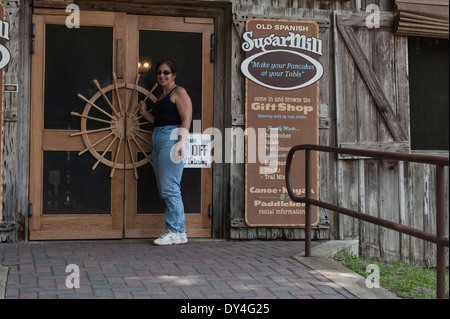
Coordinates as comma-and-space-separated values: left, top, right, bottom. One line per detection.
242, 19, 321, 226
185, 134, 211, 168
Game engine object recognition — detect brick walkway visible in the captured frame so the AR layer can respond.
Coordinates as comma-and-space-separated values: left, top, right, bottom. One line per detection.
1, 239, 355, 299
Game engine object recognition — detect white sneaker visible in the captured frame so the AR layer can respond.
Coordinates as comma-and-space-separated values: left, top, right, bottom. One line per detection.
178, 232, 188, 244
153, 230, 181, 246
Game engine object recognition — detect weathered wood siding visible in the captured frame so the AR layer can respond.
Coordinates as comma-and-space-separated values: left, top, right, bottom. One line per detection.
1, 0, 31, 241
1, 0, 448, 266
230, 0, 449, 266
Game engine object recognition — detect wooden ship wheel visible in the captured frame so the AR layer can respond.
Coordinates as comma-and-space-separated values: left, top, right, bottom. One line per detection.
70, 73, 158, 179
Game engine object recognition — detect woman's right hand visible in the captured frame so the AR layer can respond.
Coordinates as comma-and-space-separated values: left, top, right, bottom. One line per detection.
137, 100, 155, 124
138, 101, 147, 115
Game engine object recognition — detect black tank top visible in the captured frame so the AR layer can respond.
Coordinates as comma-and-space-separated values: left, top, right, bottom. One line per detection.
152, 86, 182, 127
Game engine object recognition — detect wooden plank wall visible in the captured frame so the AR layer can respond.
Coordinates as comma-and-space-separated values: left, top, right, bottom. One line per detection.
333, 1, 448, 266
230, 0, 449, 266
1, 0, 31, 241
230, 0, 359, 242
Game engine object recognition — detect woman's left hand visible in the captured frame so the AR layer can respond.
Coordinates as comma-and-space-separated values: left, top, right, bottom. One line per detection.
172, 140, 186, 163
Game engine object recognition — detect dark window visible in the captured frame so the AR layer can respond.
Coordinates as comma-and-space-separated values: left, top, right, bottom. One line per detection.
408, 37, 449, 151
43, 151, 111, 214
44, 25, 113, 130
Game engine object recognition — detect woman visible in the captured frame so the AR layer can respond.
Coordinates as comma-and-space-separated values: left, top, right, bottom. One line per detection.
138, 59, 192, 245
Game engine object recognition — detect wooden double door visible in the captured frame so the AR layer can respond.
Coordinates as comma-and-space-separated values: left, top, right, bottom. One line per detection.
29, 9, 214, 240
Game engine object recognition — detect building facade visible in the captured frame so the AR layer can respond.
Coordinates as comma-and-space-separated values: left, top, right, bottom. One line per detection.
0, 0, 448, 266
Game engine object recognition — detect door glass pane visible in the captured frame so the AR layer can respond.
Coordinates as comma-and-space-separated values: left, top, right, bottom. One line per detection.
137, 153, 201, 214
137, 29, 203, 214
44, 24, 113, 130
43, 151, 111, 214
138, 30, 203, 125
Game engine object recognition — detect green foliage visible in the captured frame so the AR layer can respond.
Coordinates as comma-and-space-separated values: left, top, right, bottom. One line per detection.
331, 249, 449, 299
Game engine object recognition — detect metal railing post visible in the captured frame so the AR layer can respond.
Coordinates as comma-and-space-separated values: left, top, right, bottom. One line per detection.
305, 149, 311, 257
286, 144, 449, 299
436, 164, 446, 299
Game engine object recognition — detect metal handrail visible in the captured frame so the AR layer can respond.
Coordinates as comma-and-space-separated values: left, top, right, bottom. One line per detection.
285, 144, 449, 299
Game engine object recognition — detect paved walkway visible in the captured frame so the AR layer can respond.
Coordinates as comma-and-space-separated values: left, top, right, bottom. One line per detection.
1, 239, 356, 299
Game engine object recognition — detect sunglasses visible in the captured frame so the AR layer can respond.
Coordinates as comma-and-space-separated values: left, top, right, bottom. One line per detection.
157, 70, 172, 75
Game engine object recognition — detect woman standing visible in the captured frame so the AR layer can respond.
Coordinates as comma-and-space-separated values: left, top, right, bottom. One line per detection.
138, 59, 192, 245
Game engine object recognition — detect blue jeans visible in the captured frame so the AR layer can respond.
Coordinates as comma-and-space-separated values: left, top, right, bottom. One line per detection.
152, 125, 188, 233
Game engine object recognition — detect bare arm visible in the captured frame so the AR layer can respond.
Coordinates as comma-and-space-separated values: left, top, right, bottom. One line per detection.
138, 101, 154, 124
171, 87, 192, 143
171, 87, 192, 161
